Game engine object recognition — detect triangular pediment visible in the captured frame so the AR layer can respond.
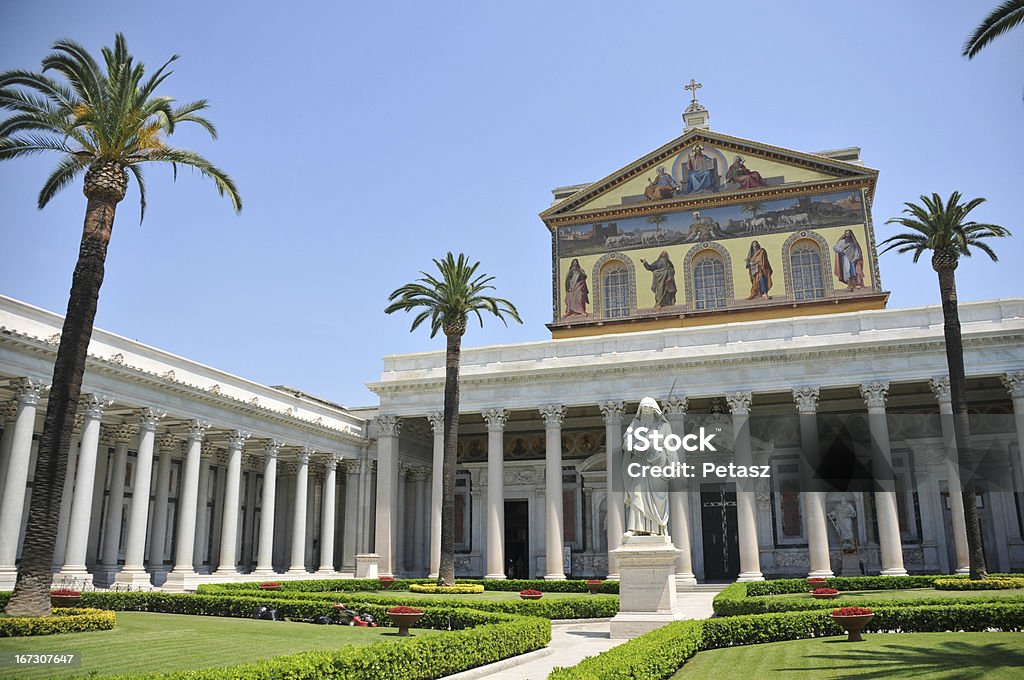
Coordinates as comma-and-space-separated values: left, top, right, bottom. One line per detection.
540, 129, 876, 222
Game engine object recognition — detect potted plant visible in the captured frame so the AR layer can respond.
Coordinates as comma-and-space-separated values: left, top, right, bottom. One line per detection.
806, 577, 828, 585
379, 576, 396, 590
831, 606, 874, 642
258, 581, 282, 591
812, 587, 840, 599
386, 605, 423, 636
586, 579, 603, 595
519, 589, 543, 600
50, 589, 81, 607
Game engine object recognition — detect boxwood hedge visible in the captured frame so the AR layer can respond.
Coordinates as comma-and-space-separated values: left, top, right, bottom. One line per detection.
716, 578, 1024, 616
0, 607, 116, 637
198, 577, 620, 594
933, 577, 1024, 590
550, 602, 1024, 679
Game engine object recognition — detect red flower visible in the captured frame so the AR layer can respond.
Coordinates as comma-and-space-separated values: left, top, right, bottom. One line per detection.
812, 587, 839, 595
807, 577, 827, 582
379, 576, 395, 581
258, 582, 281, 588
832, 606, 873, 616
50, 589, 81, 596
520, 589, 543, 596
586, 580, 603, 585
387, 606, 423, 615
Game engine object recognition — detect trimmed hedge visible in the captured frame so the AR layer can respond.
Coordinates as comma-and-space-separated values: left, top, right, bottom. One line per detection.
197, 577, 621, 594
196, 584, 618, 620
409, 584, 485, 594
715, 579, 1024, 616
934, 577, 1024, 590
550, 602, 1024, 679
744, 574, 1022, 597
0, 607, 116, 637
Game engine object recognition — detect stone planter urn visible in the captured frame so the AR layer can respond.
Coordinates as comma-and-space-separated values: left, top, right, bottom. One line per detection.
258, 582, 281, 591
386, 607, 423, 636
813, 592, 841, 599
50, 591, 81, 608
586, 580, 603, 595
519, 590, 543, 600
832, 610, 874, 642
379, 576, 396, 590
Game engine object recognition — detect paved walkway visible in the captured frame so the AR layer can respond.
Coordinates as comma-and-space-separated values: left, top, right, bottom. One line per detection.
448, 590, 720, 680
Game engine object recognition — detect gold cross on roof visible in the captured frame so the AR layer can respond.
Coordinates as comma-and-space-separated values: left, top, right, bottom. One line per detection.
685, 78, 702, 104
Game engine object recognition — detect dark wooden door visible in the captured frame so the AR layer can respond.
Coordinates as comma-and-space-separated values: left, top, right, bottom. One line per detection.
504, 500, 529, 579
701, 484, 740, 580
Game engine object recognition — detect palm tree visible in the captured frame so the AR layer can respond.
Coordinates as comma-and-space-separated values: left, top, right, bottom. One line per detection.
385, 253, 521, 584
881, 192, 1011, 580
963, 1, 1024, 58
0, 34, 240, 615
646, 214, 667, 228
742, 201, 765, 219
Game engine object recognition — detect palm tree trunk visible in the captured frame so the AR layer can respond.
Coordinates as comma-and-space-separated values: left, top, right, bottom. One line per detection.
936, 267, 988, 580
4, 196, 117, 616
438, 330, 462, 584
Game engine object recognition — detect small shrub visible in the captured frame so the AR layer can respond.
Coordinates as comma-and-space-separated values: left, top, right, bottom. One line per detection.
409, 583, 485, 594
0, 608, 115, 637
934, 577, 1024, 591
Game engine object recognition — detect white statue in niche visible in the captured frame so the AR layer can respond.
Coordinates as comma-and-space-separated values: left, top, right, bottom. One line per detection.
622, 397, 674, 536
828, 496, 858, 548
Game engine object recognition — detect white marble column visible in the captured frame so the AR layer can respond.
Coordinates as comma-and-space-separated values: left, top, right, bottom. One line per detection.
54, 417, 83, 570
929, 377, 970, 574
1002, 371, 1024, 500
318, 456, 338, 573
662, 396, 697, 585
115, 409, 164, 586
193, 443, 217, 572
166, 420, 209, 587
483, 408, 508, 579
255, 440, 282, 574
395, 463, 408, 573
0, 401, 20, 510
148, 434, 177, 571
860, 381, 907, 576
374, 415, 400, 577
100, 425, 136, 574
412, 467, 427, 575
288, 447, 312, 573
0, 379, 47, 580
726, 391, 763, 581
541, 404, 566, 580
340, 460, 360, 574
793, 387, 834, 578
215, 430, 249, 574
599, 400, 625, 579
427, 412, 443, 578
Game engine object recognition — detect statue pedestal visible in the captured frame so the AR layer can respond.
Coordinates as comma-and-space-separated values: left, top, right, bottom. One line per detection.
609, 534, 684, 639
840, 549, 861, 576
355, 554, 379, 578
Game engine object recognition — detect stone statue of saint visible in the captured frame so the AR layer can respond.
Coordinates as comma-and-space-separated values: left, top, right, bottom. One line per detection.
828, 497, 858, 546
622, 397, 674, 536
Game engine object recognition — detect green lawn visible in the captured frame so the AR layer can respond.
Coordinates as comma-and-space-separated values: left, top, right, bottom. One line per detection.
673, 632, 1024, 679
763, 588, 1024, 604
0, 611, 439, 679
343, 589, 617, 602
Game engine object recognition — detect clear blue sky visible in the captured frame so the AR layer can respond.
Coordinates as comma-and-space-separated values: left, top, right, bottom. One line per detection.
1, 1, 1021, 408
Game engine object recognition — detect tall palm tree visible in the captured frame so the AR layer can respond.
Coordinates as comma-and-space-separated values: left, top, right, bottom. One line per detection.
963, 0, 1024, 58
881, 192, 1011, 580
385, 253, 521, 584
0, 34, 240, 615
742, 201, 765, 219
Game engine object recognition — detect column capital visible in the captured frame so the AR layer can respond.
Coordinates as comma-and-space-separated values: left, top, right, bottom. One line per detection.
792, 386, 820, 414
375, 414, 402, 437
427, 412, 444, 434
263, 439, 284, 459
929, 376, 952, 404
598, 400, 625, 423
226, 430, 251, 450
13, 377, 49, 406
1001, 371, 1024, 399
295, 447, 313, 465
662, 396, 688, 416
80, 393, 114, 419
408, 466, 429, 481
321, 456, 338, 473
339, 459, 361, 475
185, 419, 211, 442
157, 432, 180, 452
725, 391, 753, 416
110, 423, 139, 444
398, 461, 412, 478
200, 441, 220, 459
71, 413, 84, 435
0, 400, 18, 422
540, 404, 566, 427
859, 381, 889, 409
482, 408, 508, 431
136, 407, 166, 432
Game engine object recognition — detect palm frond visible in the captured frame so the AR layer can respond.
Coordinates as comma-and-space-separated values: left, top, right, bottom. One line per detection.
37, 155, 87, 208
964, 0, 1024, 58
126, 163, 147, 223
883, 192, 1010, 264
146, 146, 242, 212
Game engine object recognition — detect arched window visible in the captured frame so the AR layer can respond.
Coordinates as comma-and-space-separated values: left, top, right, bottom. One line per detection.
693, 253, 728, 310
790, 241, 825, 301
601, 262, 630, 319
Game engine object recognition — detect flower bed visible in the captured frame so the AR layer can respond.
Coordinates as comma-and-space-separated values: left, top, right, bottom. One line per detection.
811, 587, 839, 599
0, 608, 116, 637
50, 588, 82, 607
409, 583, 485, 594
934, 577, 1024, 590
550, 602, 1024, 679
520, 589, 543, 600
257, 582, 281, 591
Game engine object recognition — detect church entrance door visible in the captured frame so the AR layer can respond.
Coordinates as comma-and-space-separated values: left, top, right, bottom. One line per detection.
504, 500, 529, 579
701, 483, 740, 580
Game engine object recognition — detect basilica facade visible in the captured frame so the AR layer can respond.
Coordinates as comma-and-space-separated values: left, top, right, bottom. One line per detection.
1, 102, 1022, 591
